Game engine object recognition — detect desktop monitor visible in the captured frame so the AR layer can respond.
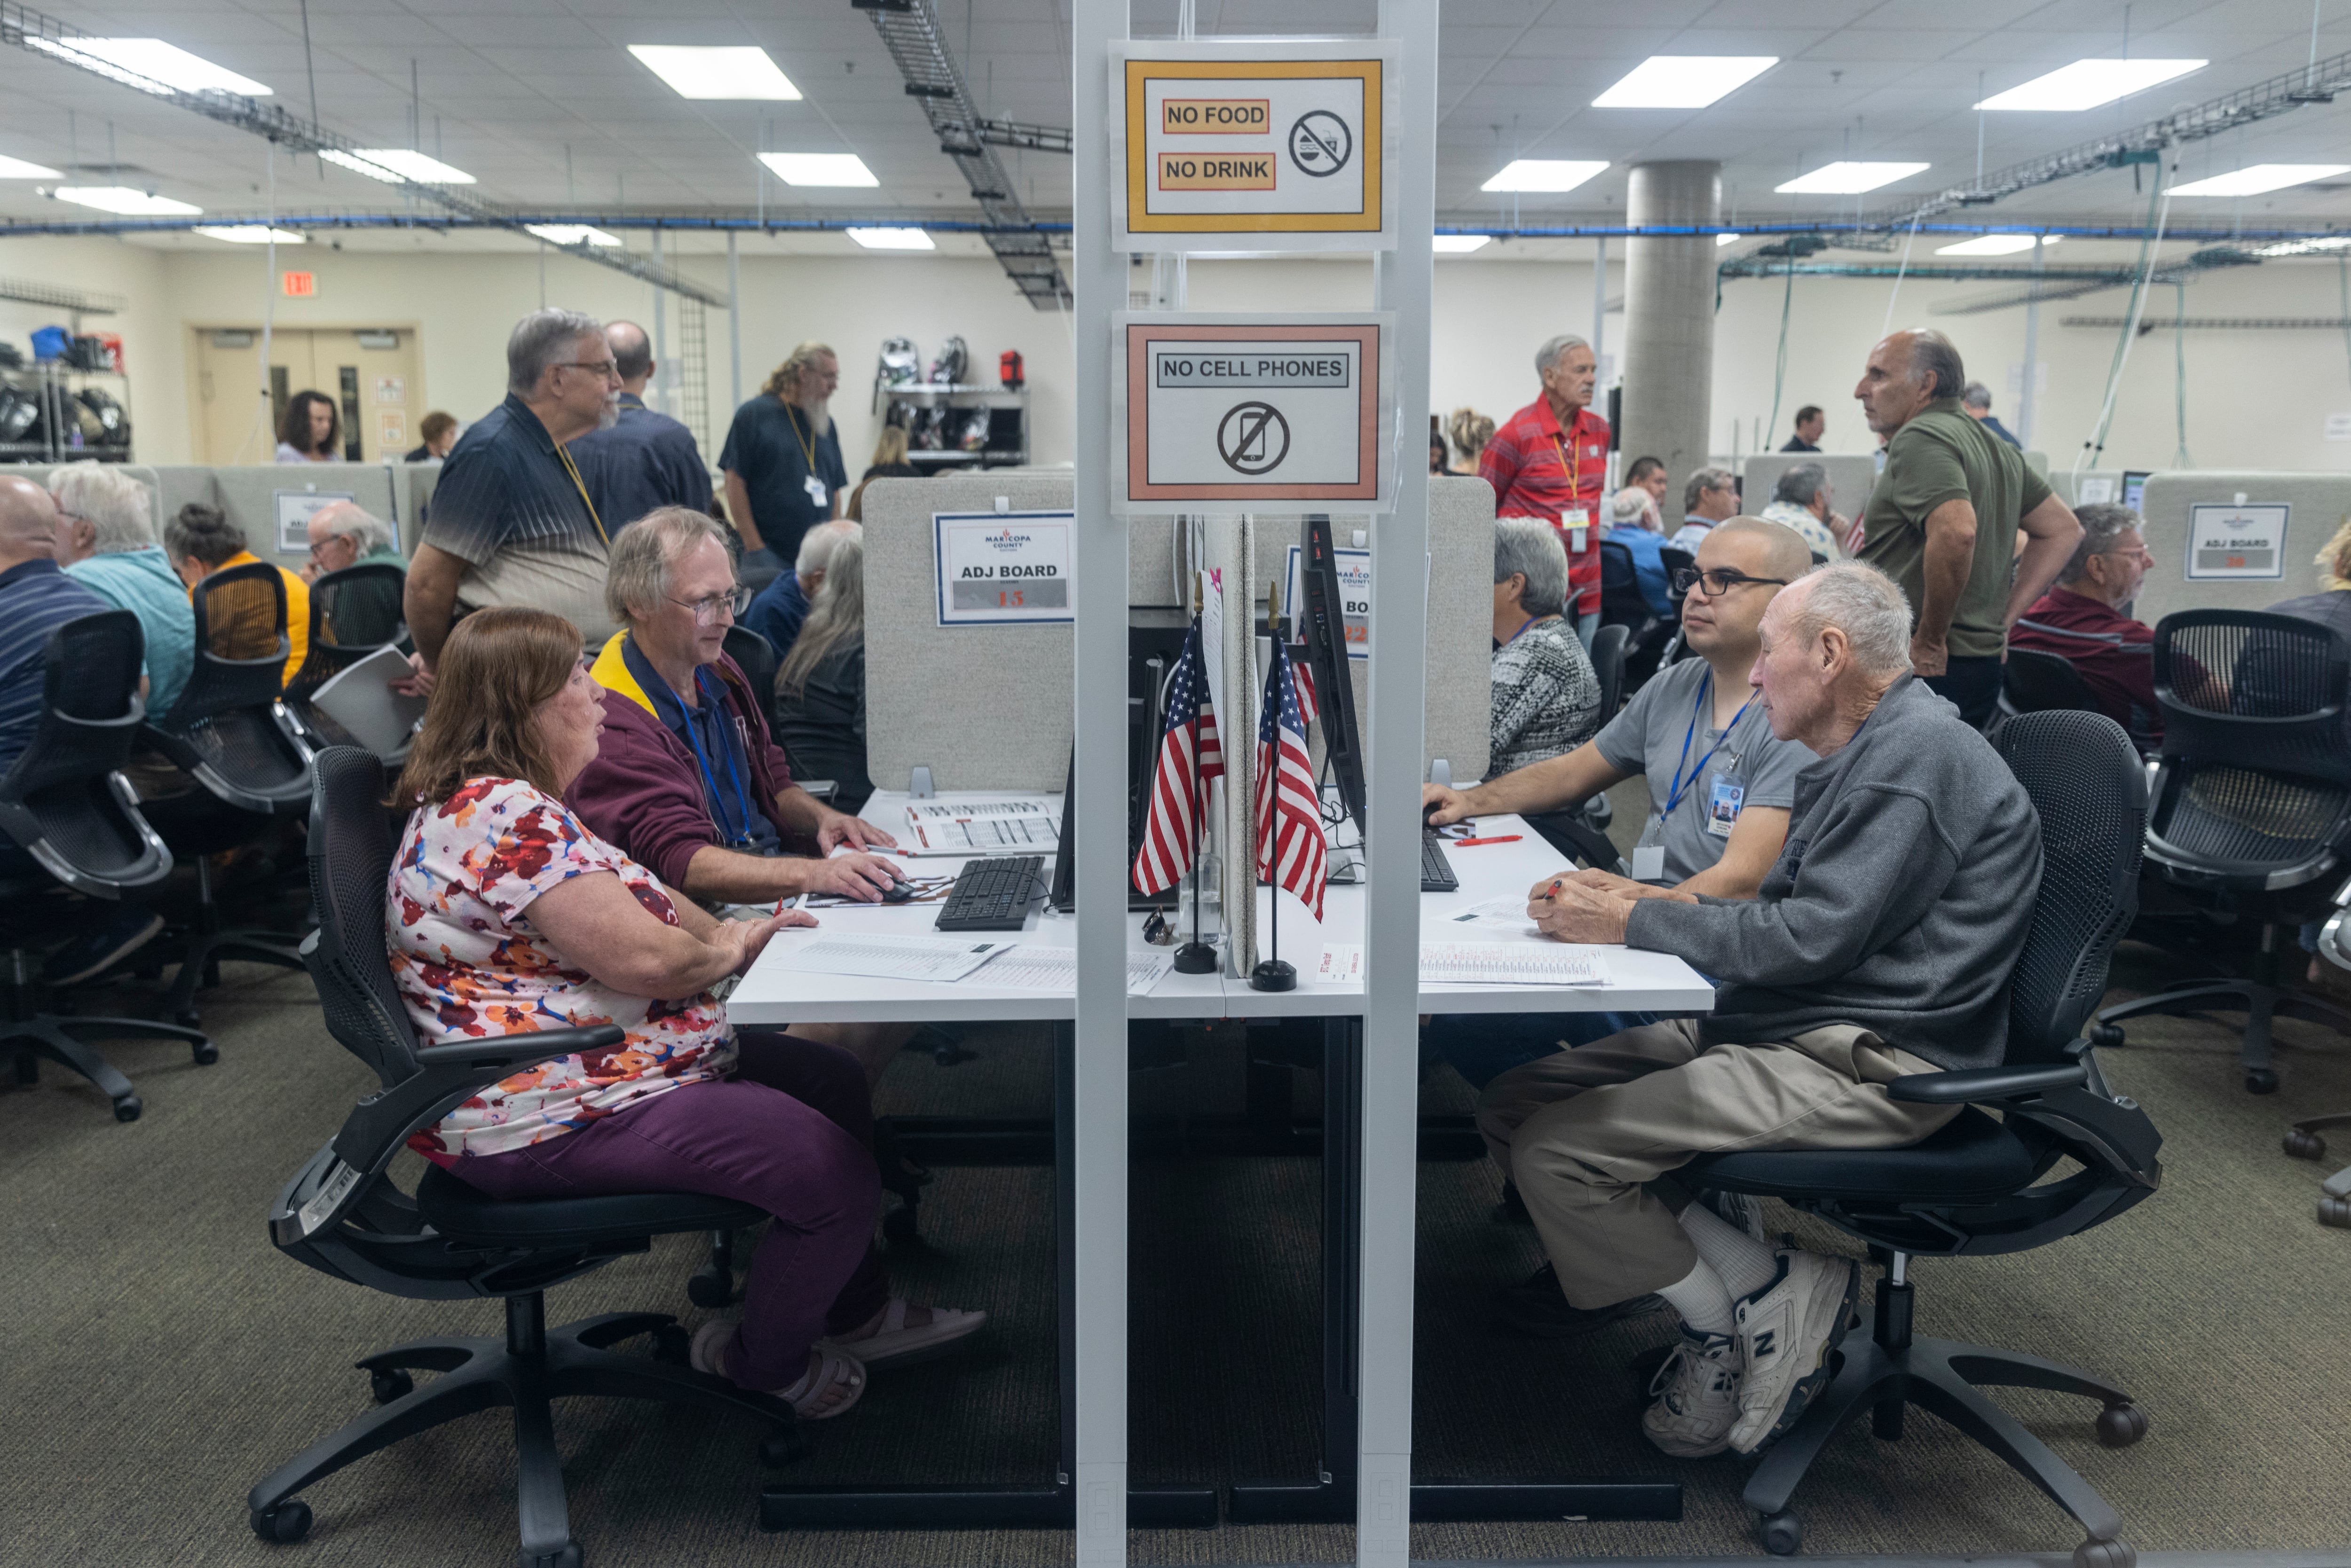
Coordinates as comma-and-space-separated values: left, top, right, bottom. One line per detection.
1298, 513, 1366, 833
2121, 471, 2150, 515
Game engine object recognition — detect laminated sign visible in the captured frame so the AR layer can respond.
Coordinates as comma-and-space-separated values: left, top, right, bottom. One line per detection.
1111, 41, 1397, 252
1110, 313, 1395, 514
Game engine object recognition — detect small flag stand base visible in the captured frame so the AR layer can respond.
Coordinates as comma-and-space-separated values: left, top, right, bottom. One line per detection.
1250, 958, 1296, 992
1173, 940, 1219, 974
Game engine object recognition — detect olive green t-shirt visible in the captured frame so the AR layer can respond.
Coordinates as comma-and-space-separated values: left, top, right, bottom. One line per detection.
1858, 399, 2052, 661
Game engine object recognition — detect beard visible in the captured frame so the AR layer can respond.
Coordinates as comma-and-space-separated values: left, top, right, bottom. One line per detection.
596, 392, 621, 431
802, 394, 832, 436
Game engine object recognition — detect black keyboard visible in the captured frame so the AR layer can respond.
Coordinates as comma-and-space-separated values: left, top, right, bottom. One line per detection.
936, 855, 1046, 932
1420, 832, 1459, 893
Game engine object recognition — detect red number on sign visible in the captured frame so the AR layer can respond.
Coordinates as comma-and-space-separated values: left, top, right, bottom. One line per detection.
997, 589, 1025, 608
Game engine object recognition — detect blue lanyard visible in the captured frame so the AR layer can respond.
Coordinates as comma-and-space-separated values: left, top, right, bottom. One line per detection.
1504, 614, 1548, 645
1665, 670, 1752, 816
677, 668, 757, 846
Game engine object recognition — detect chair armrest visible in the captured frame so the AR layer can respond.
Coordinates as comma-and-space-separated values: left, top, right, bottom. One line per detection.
414, 1026, 623, 1069
330, 1027, 624, 1175
1886, 1062, 2088, 1104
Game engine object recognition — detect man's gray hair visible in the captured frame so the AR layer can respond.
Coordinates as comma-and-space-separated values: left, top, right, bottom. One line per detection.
1535, 333, 1589, 376
1492, 516, 1569, 618
1961, 380, 1994, 410
604, 505, 731, 626
507, 307, 603, 396
315, 503, 397, 559
2061, 502, 2142, 583
1900, 329, 1967, 402
1791, 561, 1914, 678
1772, 461, 1829, 508
1683, 465, 1735, 514
47, 460, 153, 554
795, 518, 861, 576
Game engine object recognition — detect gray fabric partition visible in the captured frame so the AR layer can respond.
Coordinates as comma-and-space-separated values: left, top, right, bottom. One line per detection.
1742, 453, 1876, 524
2134, 471, 2348, 627
211, 464, 401, 572
2024, 449, 2049, 476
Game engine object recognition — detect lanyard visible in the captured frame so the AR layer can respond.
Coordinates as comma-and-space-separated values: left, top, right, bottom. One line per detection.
553, 441, 609, 546
1547, 410, 1596, 503
676, 667, 758, 846
1664, 670, 1753, 816
784, 403, 820, 472
1504, 614, 1548, 645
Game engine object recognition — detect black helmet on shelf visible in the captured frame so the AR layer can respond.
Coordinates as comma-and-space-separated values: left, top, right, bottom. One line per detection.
0, 386, 35, 443
76, 387, 129, 446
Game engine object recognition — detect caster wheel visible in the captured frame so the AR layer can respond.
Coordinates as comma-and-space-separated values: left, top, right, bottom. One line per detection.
2089, 1022, 2125, 1048
249, 1500, 312, 1544
882, 1204, 918, 1244
520, 1544, 582, 1568
2096, 1401, 2148, 1448
686, 1268, 734, 1309
1758, 1508, 1802, 1555
370, 1368, 414, 1404
2286, 1128, 2327, 1160
175, 1010, 201, 1030
2073, 1536, 2136, 1568
113, 1096, 142, 1123
2246, 1068, 2280, 1095
2319, 1193, 2351, 1229
652, 1323, 690, 1366
760, 1425, 815, 1466
192, 1039, 220, 1066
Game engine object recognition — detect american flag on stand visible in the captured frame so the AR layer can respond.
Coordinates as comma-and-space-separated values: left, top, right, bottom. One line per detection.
1288, 640, 1319, 725
1254, 634, 1327, 922
1132, 617, 1223, 897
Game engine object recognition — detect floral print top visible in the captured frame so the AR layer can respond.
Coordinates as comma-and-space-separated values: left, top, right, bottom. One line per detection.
389, 776, 734, 1165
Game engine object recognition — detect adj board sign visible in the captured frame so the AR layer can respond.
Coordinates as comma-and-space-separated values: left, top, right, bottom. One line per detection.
1111, 40, 1397, 252
934, 511, 1075, 626
2185, 501, 2289, 580
1110, 313, 1395, 515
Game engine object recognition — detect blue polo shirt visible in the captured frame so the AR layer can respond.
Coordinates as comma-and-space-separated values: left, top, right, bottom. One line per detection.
0, 559, 112, 779
64, 545, 194, 718
568, 391, 714, 534
740, 569, 810, 661
617, 634, 781, 853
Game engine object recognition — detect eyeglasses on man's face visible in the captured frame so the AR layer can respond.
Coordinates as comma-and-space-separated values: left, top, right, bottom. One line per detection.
557, 359, 622, 382
669, 586, 753, 626
1673, 566, 1790, 598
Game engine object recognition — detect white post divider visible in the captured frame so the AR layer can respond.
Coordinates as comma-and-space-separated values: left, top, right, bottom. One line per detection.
1361, 2, 1436, 1565
1070, 1, 1130, 1564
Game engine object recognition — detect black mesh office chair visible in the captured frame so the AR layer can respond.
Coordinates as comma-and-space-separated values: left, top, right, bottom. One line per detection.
140, 562, 316, 1026
1597, 539, 1647, 631
2287, 888, 2351, 1222
249, 749, 805, 1565
1681, 710, 2160, 1567
1522, 624, 1628, 869
722, 623, 780, 728
2000, 646, 2102, 720
2094, 611, 2351, 1094
284, 561, 413, 757
0, 611, 215, 1120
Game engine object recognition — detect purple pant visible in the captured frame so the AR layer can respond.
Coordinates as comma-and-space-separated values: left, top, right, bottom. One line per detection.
451, 1028, 888, 1391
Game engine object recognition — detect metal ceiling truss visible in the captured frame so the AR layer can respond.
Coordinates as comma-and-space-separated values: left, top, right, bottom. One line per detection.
0, 0, 725, 306
854, 0, 1070, 307
1717, 245, 2265, 317
2063, 314, 2351, 331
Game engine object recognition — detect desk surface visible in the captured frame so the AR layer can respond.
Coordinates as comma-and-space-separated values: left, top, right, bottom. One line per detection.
726, 791, 1713, 1025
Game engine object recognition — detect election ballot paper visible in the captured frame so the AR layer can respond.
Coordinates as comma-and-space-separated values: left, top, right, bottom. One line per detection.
1317, 940, 1609, 987
901, 799, 1062, 856
774, 934, 1013, 984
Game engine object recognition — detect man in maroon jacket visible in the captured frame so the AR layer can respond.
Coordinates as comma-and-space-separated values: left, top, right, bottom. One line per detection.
2008, 503, 2161, 744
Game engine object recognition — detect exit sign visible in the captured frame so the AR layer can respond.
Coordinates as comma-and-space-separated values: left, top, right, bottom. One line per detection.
281, 271, 316, 298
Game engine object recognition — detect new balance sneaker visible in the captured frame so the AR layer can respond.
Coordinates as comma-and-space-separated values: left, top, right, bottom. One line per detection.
1640, 1328, 1743, 1458
1728, 1248, 1858, 1455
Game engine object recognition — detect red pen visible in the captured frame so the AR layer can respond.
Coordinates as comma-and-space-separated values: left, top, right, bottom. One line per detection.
1452, 834, 1523, 847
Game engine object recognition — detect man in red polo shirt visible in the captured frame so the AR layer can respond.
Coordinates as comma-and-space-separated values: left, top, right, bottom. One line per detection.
1480, 334, 1610, 646
2009, 503, 2161, 744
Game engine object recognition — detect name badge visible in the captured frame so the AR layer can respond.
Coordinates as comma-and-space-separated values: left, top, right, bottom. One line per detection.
1562, 507, 1589, 554
1631, 843, 1666, 881
805, 474, 829, 506
1706, 775, 1745, 838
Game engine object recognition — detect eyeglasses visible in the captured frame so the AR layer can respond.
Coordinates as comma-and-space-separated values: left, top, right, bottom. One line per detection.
556, 359, 622, 381
1672, 566, 1790, 598
668, 587, 751, 626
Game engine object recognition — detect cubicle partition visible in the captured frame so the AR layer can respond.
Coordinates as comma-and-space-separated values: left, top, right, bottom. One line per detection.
1742, 452, 1877, 523
2134, 470, 2348, 627
18, 458, 437, 568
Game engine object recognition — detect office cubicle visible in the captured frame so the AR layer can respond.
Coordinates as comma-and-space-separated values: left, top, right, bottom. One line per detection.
2133, 470, 2349, 627
21, 458, 439, 570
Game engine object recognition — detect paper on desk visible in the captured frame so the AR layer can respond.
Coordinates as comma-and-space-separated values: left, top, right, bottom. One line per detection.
775, 933, 1011, 983
900, 812, 1061, 856
907, 799, 1050, 821
967, 945, 1175, 995
1434, 895, 1542, 936
1421, 942, 1607, 986
1314, 944, 1364, 984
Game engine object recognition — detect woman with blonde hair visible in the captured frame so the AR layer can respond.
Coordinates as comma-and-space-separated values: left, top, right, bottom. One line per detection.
1447, 407, 1495, 476
847, 425, 921, 521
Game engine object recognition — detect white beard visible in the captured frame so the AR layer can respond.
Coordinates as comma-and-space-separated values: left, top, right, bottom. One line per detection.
596, 392, 621, 431
802, 395, 832, 436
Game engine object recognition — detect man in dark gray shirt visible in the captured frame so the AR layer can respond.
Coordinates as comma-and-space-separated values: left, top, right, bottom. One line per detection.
1478, 561, 2041, 1468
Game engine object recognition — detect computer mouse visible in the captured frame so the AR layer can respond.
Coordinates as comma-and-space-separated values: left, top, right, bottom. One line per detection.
880, 878, 918, 904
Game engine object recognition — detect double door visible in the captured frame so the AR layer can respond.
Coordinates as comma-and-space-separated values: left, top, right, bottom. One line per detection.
190, 326, 422, 465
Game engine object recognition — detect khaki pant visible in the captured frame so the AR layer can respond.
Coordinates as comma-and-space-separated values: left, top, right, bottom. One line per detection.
1477, 1018, 1957, 1309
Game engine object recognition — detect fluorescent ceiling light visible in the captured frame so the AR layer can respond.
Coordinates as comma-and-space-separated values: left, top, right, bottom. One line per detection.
760, 152, 878, 187
2170, 163, 2351, 197
1433, 234, 1491, 253
1716, 231, 1741, 247
26, 37, 271, 96
846, 227, 932, 250
1482, 159, 1608, 193
2256, 234, 2351, 256
52, 186, 201, 215
0, 154, 60, 179
524, 223, 622, 247
193, 224, 305, 244
1593, 55, 1776, 110
1976, 58, 2205, 112
323, 148, 476, 185
1776, 161, 1930, 195
628, 45, 800, 100
1936, 233, 2062, 256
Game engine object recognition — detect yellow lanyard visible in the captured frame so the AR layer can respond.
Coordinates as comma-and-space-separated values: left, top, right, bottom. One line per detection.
785, 402, 820, 472
554, 441, 610, 547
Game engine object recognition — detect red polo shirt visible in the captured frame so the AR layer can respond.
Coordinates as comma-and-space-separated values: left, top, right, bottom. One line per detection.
2010, 587, 2162, 743
1478, 396, 1610, 616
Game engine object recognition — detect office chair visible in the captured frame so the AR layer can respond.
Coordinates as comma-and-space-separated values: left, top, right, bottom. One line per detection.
2282, 885, 2351, 1224
249, 748, 805, 1565
1999, 647, 2102, 721
1596, 539, 1647, 631
722, 623, 780, 725
1680, 709, 2160, 1567
0, 611, 215, 1121
1521, 624, 1627, 867
284, 561, 412, 757
2093, 611, 2351, 1094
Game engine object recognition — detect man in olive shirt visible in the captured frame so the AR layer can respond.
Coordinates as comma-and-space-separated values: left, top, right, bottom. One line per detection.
1852, 330, 2080, 727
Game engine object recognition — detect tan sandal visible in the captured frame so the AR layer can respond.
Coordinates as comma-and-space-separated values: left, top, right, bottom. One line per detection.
690, 1322, 868, 1419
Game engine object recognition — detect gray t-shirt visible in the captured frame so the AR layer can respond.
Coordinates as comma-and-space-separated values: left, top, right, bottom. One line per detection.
1594, 656, 1814, 883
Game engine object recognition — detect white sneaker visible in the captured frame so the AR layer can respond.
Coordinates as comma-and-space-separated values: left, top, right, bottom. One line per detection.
1640, 1329, 1744, 1458
1729, 1249, 1858, 1455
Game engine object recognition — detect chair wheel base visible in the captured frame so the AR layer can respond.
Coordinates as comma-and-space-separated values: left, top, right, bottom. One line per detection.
249, 1500, 311, 1544
760, 1426, 814, 1466
369, 1368, 413, 1405
2246, 1068, 2280, 1095
1758, 1507, 1802, 1555
2074, 1536, 2135, 1568
2319, 1193, 2351, 1229
685, 1269, 734, 1309
2095, 1402, 2148, 1448
2285, 1128, 2327, 1160
113, 1095, 142, 1123
192, 1039, 220, 1066
651, 1324, 690, 1366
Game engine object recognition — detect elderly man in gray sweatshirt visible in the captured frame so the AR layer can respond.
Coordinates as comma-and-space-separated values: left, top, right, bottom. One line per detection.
1478, 560, 2041, 1465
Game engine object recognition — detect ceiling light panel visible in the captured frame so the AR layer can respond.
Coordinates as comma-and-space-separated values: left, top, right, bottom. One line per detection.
323, 149, 476, 185
194, 225, 305, 244
628, 46, 801, 101
1716, 232, 1741, 247
0, 154, 60, 179
2169, 164, 2351, 197
846, 227, 933, 250
1433, 234, 1491, 252
1482, 159, 1608, 193
1935, 233, 2062, 255
1975, 59, 2205, 112
2257, 235, 2351, 256
524, 224, 623, 247
1775, 161, 1931, 195
52, 186, 201, 215
1593, 56, 1776, 110
26, 37, 271, 96
759, 152, 878, 187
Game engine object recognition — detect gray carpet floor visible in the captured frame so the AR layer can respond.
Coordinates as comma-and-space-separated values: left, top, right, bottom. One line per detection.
5, 934, 2351, 1568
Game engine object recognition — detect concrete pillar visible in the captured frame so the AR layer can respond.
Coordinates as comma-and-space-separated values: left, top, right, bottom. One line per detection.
1620, 160, 1720, 483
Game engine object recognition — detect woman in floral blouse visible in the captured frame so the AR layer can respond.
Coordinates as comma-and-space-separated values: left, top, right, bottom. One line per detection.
389, 607, 980, 1419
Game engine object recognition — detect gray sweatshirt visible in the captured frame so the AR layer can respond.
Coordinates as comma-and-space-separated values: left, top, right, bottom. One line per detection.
1624, 674, 2041, 1071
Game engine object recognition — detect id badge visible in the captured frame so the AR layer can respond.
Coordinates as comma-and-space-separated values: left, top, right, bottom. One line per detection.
804, 474, 829, 506
1631, 815, 1666, 882
1706, 775, 1745, 838
1563, 507, 1589, 555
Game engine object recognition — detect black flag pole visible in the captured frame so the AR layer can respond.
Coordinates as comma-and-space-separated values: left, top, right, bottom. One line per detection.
1251, 580, 1296, 993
